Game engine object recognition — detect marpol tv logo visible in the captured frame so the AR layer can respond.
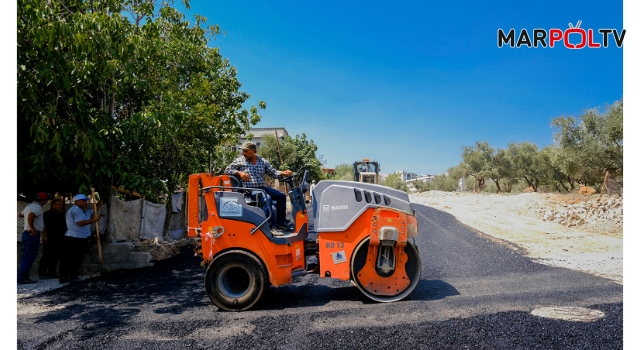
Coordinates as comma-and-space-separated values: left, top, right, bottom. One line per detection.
498, 21, 625, 49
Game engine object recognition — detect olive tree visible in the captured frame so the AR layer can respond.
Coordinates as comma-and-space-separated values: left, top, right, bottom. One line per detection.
332, 163, 355, 181
551, 101, 623, 185
461, 141, 494, 191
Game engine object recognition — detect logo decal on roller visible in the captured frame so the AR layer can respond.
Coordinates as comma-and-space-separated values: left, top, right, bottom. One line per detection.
331, 251, 347, 264
220, 197, 242, 217
323, 204, 348, 212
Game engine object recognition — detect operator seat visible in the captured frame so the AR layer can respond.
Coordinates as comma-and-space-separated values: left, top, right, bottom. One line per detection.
229, 174, 264, 209
229, 174, 243, 191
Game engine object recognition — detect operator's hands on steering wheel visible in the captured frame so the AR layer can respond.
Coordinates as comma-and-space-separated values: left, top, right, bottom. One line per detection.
237, 171, 251, 181
280, 170, 293, 178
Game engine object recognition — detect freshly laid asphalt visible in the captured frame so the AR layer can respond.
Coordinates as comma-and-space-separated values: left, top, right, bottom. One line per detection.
16, 204, 623, 349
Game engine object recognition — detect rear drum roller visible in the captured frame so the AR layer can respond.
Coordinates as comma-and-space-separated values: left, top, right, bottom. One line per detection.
351, 237, 421, 302
205, 250, 267, 311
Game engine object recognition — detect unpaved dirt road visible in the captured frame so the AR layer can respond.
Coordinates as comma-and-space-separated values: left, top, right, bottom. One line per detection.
410, 191, 623, 284
16, 202, 622, 349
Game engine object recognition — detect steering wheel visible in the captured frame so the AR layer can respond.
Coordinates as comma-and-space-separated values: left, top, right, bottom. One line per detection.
279, 173, 297, 183
279, 171, 310, 192
229, 174, 243, 189
299, 170, 309, 193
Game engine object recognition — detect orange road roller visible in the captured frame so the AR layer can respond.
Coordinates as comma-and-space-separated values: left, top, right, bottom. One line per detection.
187, 170, 421, 311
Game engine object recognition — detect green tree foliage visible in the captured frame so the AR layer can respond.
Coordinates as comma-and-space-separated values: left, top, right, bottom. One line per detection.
455, 145, 520, 193
488, 148, 514, 192
259, 134, 325, 183
412, 179, 429, 192
441, 103, 624, 194
383, 173, 408, 192
423, 175, 457, 192
447, 163, 471, 182
461, 141, 494, 191
331, 163, 355, 181
536, 146, 572, 193
336, 164, 354, 181
446, 101, 623, 194
551, 101, 623, 184
506, 141, 545, 192
18, 0, 264, 199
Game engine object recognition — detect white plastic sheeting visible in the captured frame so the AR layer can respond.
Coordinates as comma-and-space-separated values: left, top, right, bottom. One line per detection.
108, 197, 143, 242
171, 192, 184, 213
167, 228, 184, 240
89, 204, 109, 236
167, 191, 186, 240
140, 200, 167, 241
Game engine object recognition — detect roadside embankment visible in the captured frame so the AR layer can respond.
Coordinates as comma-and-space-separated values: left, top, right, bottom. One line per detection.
410, 191, 623, 284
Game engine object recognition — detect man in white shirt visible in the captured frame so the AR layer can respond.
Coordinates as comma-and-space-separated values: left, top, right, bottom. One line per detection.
18, 191, 48, 284
310, 180, 317, 201
59, 194, 102, 284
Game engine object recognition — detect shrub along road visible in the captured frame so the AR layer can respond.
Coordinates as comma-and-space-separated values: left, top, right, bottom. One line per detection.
17, 204, 622, 349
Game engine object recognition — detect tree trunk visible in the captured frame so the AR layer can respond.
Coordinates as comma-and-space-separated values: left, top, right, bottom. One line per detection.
559, 181, 569, 192
477, 178, 485, 192
523, 176, 534, 189
567, 176, 575, 190
554, 182, 561, 193
492, 179, 502, 193
504, 182, 512, 192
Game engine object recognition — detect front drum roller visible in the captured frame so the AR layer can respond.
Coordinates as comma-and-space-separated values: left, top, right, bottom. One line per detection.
351, 237, 421, 302
205, 250, 267, 311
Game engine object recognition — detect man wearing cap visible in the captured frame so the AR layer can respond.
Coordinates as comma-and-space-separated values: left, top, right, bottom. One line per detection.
225, 141, 293, 230
17, 191, 49, 284
59, 194, 102, 283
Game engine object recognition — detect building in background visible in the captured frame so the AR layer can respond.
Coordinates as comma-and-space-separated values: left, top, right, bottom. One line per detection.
394, 170, 419, 183
238, 127, 289, 152
407, 174, 436, 184
394, 170, 436, 184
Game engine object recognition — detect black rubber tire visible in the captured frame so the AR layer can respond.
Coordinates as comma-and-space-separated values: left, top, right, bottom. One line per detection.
350, 236, 422, 302
205, 250, 267, 311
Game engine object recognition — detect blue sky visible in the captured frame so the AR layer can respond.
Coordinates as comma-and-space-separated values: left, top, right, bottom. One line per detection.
183, 1, 621, 174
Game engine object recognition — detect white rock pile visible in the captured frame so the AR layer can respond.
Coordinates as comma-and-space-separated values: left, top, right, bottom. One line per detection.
533, 195, 623, 232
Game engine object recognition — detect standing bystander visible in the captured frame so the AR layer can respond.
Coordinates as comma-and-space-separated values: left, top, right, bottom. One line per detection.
17, 191, 48, 284
59, 194, 102, 284
38, 198, 67, 278
310, 180, 317, 201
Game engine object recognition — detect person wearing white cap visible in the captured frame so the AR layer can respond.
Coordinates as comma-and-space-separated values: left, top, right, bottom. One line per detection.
59, 194, 102, 284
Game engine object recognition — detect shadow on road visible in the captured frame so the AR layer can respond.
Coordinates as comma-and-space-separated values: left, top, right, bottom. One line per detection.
245, 277, 460, 311
25, 240, 459, 316
252, 281, 366, 311
406, 279, 460, 301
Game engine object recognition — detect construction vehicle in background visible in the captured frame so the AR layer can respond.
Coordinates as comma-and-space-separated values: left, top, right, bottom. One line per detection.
188, 170, 422, 311
353, 158, 381, 184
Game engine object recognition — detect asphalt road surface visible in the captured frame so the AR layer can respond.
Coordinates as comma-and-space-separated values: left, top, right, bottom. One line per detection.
17, 204, 623, 349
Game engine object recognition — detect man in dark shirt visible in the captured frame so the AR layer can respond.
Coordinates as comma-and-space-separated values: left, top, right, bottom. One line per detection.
225, 141, 292, 230
39, 198, 67, 278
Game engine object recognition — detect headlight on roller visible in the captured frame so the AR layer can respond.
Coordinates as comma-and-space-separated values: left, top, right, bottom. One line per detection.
406, 215, 418, 238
